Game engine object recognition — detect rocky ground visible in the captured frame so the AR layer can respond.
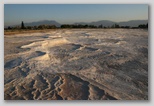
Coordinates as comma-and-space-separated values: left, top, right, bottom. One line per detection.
4, 29, 148, 100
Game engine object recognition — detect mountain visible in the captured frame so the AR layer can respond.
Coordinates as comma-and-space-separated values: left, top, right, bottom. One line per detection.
74, 20, 115, 27
24, 20, 61, 27
6, 19, 148, 28
89, 20, 115, 27
118, 20, 148, 27
74, 22, 89, 25
74, 20, 148, 27
11, 20, 61, 27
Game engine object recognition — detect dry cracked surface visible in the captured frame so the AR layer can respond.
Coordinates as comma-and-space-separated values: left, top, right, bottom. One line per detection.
4, 29, 148, 100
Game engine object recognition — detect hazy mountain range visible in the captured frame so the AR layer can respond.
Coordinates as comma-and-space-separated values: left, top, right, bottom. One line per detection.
8, 19, 148, 28
24, 20, 61, 27
75, 20, 148, 27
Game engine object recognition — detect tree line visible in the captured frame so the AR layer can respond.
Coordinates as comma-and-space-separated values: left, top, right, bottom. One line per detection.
5, 21, 148, 30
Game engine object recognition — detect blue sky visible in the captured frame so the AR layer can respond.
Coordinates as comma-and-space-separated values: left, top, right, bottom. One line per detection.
4, 4, 148, 26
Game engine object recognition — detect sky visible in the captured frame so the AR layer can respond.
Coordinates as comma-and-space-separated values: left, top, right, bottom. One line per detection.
4, 4, 148, 26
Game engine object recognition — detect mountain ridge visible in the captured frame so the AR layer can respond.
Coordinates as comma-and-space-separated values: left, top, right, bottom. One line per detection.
7, 19, 148, 28
75, 20, 148, 27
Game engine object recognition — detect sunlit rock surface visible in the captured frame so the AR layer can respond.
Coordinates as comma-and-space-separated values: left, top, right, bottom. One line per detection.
4, 29, 148, 100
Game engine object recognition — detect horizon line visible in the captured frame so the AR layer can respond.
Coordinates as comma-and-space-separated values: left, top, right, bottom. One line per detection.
4, 19, 148, 27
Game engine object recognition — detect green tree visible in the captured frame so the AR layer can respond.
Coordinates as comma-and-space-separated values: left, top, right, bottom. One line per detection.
98, 24, 103, 28
21, 21, 25, 29
115, 24, 120, 28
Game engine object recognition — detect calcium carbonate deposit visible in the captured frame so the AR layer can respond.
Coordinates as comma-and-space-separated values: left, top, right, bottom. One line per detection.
4, 29, 148, 100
